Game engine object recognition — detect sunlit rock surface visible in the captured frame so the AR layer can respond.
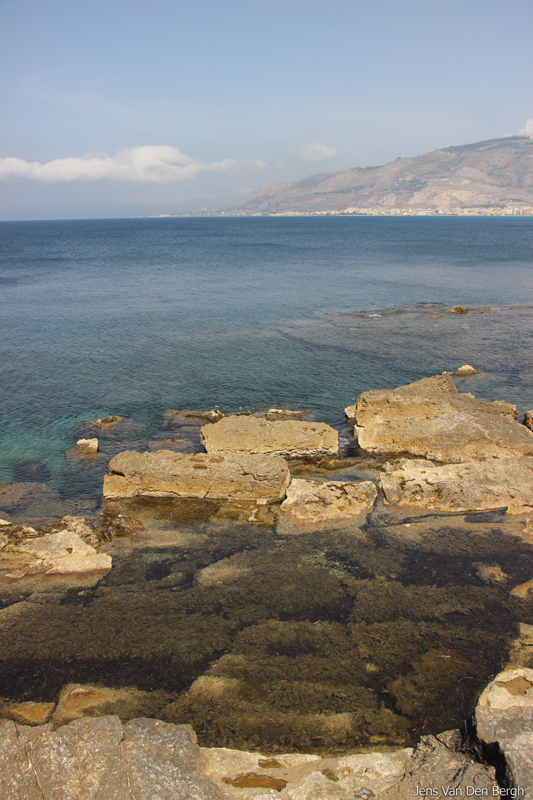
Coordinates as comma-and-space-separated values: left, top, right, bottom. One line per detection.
354, 374, 532, 463
104, 450, 291, 503
0, 530, 111, 588
278, 478, 378, 532
380, 456, 533, 513
201, 416, 339, 458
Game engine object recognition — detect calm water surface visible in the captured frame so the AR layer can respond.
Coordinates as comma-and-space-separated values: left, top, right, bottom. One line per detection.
1, 215, 532, 495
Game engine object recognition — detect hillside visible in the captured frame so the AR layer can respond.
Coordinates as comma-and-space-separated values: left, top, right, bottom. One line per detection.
232, 136, 533, 214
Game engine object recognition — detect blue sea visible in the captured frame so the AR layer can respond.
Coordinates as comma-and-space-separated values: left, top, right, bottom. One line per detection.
2, 215, 533, 503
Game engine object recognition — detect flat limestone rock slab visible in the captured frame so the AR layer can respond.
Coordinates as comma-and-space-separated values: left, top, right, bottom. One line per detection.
278, 478, 378, 532
201, 416, 338, 458
353, 373, 533, 463
380, 456, 533, 513
104, 450, 290, 503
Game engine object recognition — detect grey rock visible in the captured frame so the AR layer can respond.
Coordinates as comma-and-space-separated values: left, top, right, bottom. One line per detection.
379, 734, 496, 799
502, 731, 533, 794
0, 715, 223, 800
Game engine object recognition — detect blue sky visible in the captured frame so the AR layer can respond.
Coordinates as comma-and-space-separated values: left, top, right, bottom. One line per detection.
1, 0, 532, 219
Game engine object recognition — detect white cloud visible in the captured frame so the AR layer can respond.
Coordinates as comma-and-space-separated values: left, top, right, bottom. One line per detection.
299, 141, 339, 163
0, 145, 247, 183
518, 119, 533, 137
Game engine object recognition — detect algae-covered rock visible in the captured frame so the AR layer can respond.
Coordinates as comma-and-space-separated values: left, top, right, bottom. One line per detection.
52, 683, 167, 727
353, 374, 533, 463
104, 450, 290, 503
201, 416, 338, 458
0, 701, 55, 726
163, 409, 224, 426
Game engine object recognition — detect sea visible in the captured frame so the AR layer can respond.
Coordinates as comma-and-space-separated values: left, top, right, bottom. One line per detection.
1, 216, 533, 751
2, 215, 533, 498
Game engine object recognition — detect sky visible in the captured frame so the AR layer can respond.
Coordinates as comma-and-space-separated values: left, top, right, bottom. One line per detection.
0, 0, 532, 220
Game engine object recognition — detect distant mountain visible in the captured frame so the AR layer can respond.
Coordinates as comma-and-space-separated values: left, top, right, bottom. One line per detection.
228, 136, 533, 214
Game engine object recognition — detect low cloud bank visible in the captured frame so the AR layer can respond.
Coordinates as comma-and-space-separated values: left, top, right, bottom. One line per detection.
0, 145, 265, 183
518, 119, 533, 137
299, 141, 339, 163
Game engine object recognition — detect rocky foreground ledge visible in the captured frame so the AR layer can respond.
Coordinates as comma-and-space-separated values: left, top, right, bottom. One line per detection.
2, 373, 533, 797
1, 665, 532, 799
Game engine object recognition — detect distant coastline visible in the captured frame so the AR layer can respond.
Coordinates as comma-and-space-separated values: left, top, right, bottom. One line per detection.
140, 206, 533, 219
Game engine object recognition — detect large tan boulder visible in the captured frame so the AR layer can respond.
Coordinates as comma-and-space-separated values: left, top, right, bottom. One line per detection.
279, 479, 377, 532
200, 416, 338, 458
380, 456, 533, 513
104, 450, 290, 503
353, 374, 531, 463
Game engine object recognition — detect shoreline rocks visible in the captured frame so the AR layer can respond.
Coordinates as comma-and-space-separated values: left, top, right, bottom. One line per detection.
104, 450, 291, 503
380, 456, 533, 513
0, 529, 111, 587
353, 374, 531, 463
201, 416, 339, 459
279, 478, 378, 532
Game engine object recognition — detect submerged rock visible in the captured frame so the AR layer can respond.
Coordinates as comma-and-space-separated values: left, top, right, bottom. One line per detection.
0, 482, 62, 516
0, 700, 55, 726
445, 305, 469, 314
104, 450, 291, 503
78, 416, 145, 440
162, 408, 224, 426
201, 416, 338, 458
94, 415, 124, 429
380, 456, 533, 513
353, 374, 531, 463
52, 683, 168, 727
278, 478, 378, 532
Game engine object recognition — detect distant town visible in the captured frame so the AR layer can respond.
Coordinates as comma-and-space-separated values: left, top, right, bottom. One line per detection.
147, 205, 533, 219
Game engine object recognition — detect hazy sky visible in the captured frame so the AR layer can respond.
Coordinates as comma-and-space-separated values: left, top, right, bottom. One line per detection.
1, 0, 532, 220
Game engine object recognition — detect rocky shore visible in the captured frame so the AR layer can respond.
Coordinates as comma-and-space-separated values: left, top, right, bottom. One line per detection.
1, 373, 533, 797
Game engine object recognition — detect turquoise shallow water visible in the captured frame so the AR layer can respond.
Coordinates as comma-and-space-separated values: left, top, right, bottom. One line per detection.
1, 216, 533, 496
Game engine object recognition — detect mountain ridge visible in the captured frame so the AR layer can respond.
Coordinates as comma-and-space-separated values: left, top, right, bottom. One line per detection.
198, 136, 533, 215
